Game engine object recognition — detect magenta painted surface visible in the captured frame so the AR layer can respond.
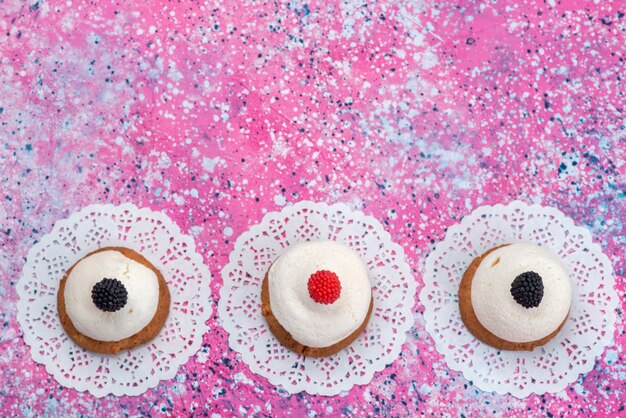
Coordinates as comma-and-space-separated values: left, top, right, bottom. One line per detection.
0, 0, 625, 416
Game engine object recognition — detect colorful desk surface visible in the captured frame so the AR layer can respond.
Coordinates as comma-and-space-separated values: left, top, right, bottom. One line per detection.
1, 0, 624, 416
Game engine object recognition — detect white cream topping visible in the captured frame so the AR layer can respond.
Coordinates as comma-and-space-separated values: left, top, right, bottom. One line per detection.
471, 243, 572, 343
268, 240, 372, 348
64, 250, 160, 342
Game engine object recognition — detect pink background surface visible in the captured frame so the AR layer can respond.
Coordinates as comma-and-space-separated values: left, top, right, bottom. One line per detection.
1, 0, 625, 416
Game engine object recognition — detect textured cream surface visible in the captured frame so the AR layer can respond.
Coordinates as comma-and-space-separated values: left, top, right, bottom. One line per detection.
268, 240, 371, 348
471, 243, 572, 342
64, 250, 160, 342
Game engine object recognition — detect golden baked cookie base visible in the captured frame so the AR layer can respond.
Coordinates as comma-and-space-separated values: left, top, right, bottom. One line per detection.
459, 245, 568, 351
261, 272, 373, 357
57, 247, 171, 354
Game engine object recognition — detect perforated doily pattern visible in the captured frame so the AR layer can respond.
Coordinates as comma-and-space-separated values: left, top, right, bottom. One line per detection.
219, 201, 415, 396
420, 201, 617, 397
17, 204, 212, 397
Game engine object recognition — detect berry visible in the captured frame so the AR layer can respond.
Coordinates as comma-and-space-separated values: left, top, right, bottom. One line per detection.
91, 278, 128, 312
510, 271, 544, 309
307, 270, 342, 304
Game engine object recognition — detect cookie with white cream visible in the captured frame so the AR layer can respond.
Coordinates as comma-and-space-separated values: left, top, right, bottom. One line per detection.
57, 247, 170, 354
459, 243, 572, 351
261, 240, 373, 357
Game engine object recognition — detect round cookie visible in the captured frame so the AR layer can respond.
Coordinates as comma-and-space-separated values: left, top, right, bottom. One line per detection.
58, 247, 170, 354
261, 274, 373, 357
261, 240, 373, 357
459, 244, 571, 351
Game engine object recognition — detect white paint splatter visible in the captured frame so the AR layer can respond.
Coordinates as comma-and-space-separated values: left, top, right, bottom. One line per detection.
420, 50, 439, 69
274, 194, 287, 206
202, 156, 221, 172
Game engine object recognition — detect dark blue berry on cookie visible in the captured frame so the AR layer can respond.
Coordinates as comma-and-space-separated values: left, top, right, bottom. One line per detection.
510, 271, 544, 308
91, 278, 128, 312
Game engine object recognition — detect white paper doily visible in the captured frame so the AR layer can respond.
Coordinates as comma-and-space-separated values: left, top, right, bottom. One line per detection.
17, 203, 213, 397
219, 201, 415, 396
420, 200, 617, 398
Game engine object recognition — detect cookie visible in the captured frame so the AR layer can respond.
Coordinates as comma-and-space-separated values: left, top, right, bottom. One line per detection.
57, 247, 170, 354
261, 272, 373, 357
459, 245, 568, 351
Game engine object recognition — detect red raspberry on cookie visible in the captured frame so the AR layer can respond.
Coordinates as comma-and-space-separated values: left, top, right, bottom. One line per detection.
307, 270, 341, 304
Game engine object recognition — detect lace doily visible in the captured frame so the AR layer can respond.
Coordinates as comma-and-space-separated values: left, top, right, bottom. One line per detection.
17, 203, 213, 397
420, 200, 617, 398
219, 201, 415, 396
